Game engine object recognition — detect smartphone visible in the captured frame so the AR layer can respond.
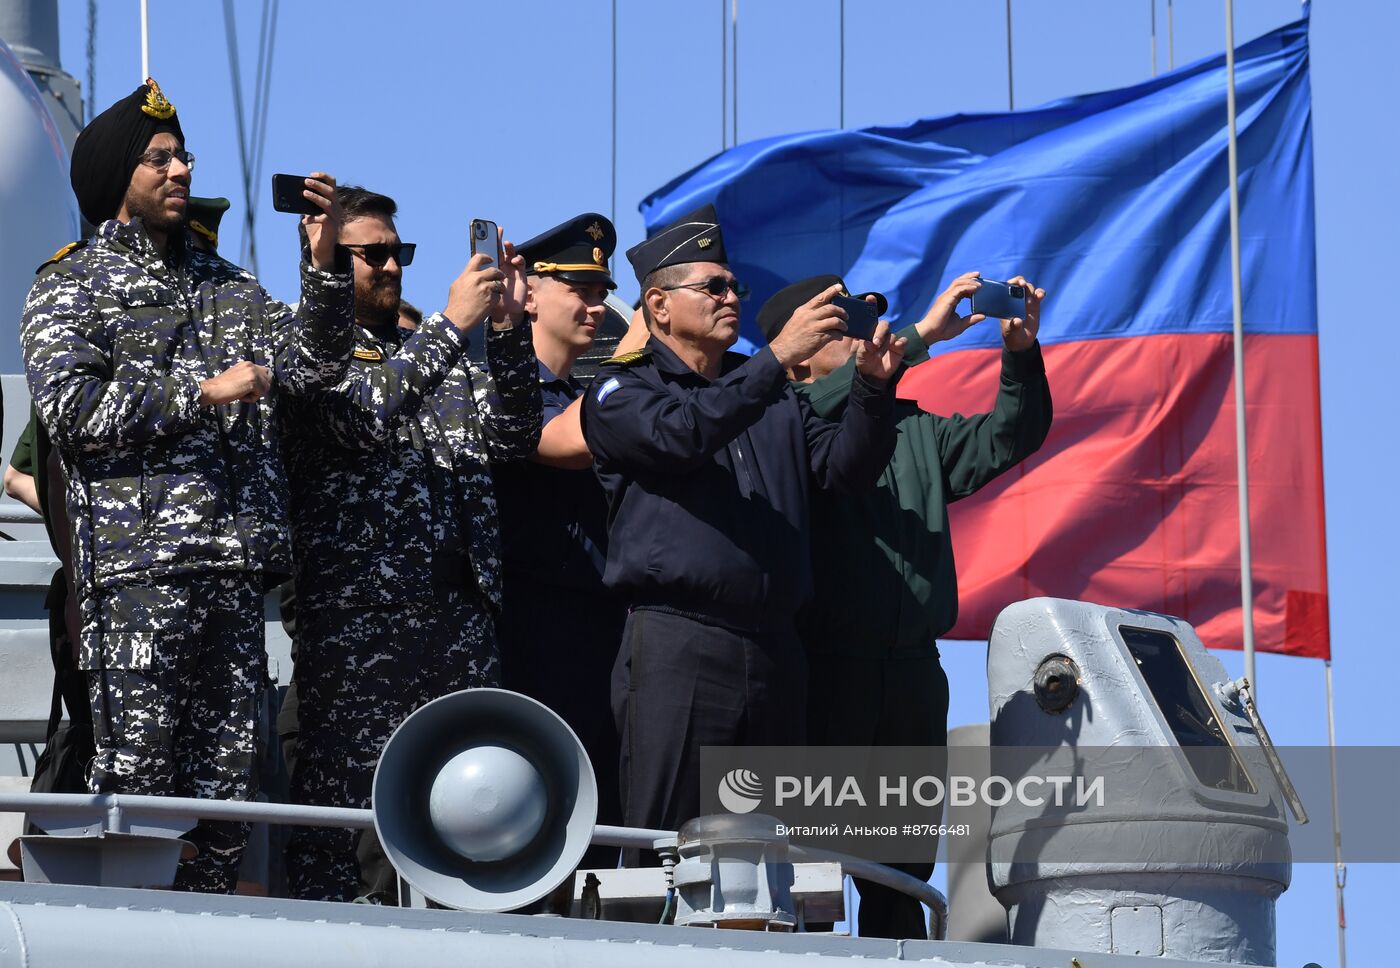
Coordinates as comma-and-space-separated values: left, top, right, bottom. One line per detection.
470, 218, 503, 266
271, 173, 321, 216
831, 294, 881, 341
971, 279, 1027, 320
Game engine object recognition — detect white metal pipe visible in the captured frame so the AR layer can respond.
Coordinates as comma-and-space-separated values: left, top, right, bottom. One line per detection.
1325, 660, 1347, 968
138, 0, 148, 80
0, 791, 374, 829
1223, 0, 1257, 692
789, 844, 948, 940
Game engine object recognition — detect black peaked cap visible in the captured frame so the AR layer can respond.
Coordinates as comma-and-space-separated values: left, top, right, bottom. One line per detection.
518, 212, 617, 289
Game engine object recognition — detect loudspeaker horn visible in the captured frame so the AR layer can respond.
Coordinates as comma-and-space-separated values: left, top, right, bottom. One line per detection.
372, 687, 598, 912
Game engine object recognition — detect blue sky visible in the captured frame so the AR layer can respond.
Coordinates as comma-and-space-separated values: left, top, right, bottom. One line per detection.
51, 1, 1398, 963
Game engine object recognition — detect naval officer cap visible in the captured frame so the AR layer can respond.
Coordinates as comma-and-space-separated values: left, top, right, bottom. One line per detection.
187, 196, 231, 249
756, 274, 889, 343
518, 213, 617, 289
625, 203, 729, 286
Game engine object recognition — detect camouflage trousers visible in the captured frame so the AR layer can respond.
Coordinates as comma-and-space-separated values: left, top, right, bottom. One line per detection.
285, 585, 499, 901
83, 571, 264, 894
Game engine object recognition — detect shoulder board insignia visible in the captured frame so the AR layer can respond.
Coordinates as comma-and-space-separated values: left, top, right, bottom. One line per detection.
35, 240, 87, 274
353, 347, 384, 362
602, 350, 648, 367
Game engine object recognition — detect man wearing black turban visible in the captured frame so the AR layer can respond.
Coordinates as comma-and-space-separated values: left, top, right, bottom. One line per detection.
20, 78, 357, 894
69, 78, 185, 227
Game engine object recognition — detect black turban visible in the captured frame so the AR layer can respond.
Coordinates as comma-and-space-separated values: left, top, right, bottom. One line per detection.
70, 77, 185, 226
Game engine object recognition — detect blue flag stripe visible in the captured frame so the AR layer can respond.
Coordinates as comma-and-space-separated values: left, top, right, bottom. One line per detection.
641, 16, 1315, 353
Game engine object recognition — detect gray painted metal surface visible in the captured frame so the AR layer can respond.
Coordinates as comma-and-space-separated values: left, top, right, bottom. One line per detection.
986, 598, 1290, 965
0, 882, 1250, 968
943, 723, 1009, 944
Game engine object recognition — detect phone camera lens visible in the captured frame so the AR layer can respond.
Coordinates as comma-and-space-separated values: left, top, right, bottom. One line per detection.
1009, 285, 1026, 298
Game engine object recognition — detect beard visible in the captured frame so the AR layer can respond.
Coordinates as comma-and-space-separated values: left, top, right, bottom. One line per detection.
124, 187, 185, 236
356, 275, 402, 329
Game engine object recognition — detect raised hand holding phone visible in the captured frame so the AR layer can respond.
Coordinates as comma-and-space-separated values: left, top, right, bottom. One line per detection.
1000, 275, 1045, 351
271, 172, 343, 270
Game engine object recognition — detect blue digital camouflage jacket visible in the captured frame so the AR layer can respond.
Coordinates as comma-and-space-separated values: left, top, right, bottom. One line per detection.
20, 218, 355, 623
281, 314, 541, 615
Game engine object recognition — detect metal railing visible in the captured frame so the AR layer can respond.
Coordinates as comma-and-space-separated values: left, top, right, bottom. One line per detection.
0, 790, 948, 938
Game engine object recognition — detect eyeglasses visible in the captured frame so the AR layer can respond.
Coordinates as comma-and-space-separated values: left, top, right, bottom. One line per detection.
343, 242, 417, 268
137, 147, 196, 172
660, 276, 750, 301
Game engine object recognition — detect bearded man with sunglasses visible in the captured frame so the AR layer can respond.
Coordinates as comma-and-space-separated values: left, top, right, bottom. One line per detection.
279, 185, 541, 901
580, 204, 905, 845
20, 79, 355, 894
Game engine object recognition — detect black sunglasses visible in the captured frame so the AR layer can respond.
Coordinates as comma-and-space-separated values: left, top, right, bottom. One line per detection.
660, 275, 750, 301
343, 242, 416, 268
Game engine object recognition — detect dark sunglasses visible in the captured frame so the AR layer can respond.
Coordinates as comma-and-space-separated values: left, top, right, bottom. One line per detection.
660, 275, 750, 301
138, 147, 196, 172
343, 242, 416, 268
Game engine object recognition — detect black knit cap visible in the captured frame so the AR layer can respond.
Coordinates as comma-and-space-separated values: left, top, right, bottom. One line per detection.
70, 77, 185, 226
625, 203, 729, 285
756, 274, 889, 343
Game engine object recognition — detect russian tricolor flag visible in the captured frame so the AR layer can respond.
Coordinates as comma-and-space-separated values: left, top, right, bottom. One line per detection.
641, 13, 1327, 658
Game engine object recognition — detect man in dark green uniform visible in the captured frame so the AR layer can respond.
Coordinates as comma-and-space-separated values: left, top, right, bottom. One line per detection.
757, 270, 1052, 940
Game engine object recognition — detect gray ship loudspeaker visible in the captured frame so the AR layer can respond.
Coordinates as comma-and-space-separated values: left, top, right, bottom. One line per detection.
372, 688, 598, 912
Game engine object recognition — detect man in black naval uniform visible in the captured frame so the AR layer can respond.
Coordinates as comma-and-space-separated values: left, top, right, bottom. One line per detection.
581, 204, 906, 843
494, 213, 627, 869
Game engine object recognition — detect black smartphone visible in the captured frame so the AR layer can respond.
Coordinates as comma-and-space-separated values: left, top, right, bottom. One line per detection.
470, 218, 503, 265
971, 279, 1027, 320
831, 294, 881, 341
270, 174, 322, 216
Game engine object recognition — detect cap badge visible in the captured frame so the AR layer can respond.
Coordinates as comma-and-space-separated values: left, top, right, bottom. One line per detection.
697, 237, 712, 249
586, 221, 605, 241
141, 77, 176, 119
593, 247, 606, 265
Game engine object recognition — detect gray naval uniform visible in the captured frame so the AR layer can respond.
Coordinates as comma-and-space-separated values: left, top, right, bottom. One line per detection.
281, 312, 540, 901
20, 217, 354, 893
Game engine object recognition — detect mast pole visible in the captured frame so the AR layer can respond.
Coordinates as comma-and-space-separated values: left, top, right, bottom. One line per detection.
1168, 0, 1175, 69
1151, 0, 1157, 76
731, 0, 738, 146
1325, 660, 1348, 968
838, 0, 844, 128
139, 0, 149, 79
610, 0, 617, 225
719, 0, 726, 150
1004, 0, 1014, 109
1224, 0, 1257, 691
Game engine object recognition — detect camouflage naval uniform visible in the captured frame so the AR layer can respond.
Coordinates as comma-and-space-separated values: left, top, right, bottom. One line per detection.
282, 313, 540, 901
20, 217, 354, 893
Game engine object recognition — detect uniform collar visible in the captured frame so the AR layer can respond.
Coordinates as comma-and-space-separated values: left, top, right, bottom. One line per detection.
357, 321, 402, 349
534, 357, 579, 389
647, 334, 750, 383
98, 216, 189, 276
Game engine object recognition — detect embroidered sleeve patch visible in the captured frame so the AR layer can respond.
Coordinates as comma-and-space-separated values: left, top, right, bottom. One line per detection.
595, 377, 622, 404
